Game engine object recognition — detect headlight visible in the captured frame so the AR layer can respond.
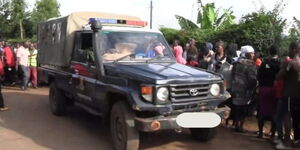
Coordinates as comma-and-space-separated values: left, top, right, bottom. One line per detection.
156, 87, 169, 102
210, 84, 220, 96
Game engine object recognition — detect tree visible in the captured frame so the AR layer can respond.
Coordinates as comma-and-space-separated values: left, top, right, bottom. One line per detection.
30, 0, 60, 36
280, 17, 300, 55
31, 0, 60, 22
213, 1, 286, 55
0, 0, 33, 40
10, 0, 27, 39
0, 0, 12, 39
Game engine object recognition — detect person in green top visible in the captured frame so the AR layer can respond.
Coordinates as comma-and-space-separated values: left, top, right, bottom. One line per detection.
28, 43, 38, 88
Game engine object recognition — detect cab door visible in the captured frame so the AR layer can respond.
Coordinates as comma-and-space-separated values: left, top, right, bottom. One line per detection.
70, 32, 97, 108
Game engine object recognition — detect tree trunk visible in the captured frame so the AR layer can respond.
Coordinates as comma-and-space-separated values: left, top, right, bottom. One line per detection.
19, 19, 23, 39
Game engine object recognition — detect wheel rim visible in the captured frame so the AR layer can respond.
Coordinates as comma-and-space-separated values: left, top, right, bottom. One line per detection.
50, 87, 57, 110
115, 116, 125, 143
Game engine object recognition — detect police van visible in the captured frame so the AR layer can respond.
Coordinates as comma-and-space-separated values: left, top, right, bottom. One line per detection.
38, 12, 230, 150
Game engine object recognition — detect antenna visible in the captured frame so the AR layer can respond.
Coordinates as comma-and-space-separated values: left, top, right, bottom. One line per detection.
150, 0, 153, 29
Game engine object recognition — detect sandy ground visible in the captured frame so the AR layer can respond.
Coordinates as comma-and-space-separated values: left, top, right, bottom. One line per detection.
0, 87, 298, 150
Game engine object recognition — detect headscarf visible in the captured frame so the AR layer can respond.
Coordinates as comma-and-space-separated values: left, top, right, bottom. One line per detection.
240, 45, 254, 57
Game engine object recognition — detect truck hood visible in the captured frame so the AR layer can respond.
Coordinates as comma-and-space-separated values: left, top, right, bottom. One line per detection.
105, 62, 221, 84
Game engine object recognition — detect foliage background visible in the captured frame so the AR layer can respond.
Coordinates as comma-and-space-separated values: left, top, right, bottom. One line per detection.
0, 0, 60, 42
160, 0, 299, 56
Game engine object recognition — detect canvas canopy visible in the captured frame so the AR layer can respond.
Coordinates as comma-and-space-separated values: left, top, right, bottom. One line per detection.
37, 12, 142, 67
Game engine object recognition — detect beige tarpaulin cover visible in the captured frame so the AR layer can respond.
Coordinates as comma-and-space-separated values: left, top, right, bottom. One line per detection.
37, 12, 141, 67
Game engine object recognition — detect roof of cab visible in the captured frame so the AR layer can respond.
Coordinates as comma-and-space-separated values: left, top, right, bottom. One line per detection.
47, 11, 141, 22
81, 26, 161, 34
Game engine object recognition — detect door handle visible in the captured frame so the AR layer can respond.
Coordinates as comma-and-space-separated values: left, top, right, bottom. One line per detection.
68, 77, 73, 84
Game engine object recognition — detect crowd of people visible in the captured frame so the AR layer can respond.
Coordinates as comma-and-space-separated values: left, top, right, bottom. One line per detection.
171, 39, 300, 149
0, 38, 299, 149
0, 41, 38, 111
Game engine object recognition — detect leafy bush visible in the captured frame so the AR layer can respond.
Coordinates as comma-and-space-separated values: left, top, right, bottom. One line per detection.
160, 27, 216, 46
161, 1, 296, 56
161, 5, 287, 56
159, 28, 180, 44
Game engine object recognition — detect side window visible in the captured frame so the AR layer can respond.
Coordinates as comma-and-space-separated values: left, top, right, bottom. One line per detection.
73, 33, 94, 65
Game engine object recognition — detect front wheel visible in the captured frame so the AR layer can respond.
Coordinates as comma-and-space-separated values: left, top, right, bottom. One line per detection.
190, 128, 217, 141
110, 101, 139, 150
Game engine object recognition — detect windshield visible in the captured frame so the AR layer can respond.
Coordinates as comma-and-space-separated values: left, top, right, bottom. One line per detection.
98, 30, 175, 63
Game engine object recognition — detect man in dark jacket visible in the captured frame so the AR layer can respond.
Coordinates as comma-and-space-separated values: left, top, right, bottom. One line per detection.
257, 45, 280, 138
277, 41, 300, 148
231, 45, 257, 132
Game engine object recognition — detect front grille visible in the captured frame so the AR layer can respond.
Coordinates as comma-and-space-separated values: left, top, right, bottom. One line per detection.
170, 83, 210, 103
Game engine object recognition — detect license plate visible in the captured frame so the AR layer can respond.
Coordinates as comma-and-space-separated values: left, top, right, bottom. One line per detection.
176, 112, 221, 128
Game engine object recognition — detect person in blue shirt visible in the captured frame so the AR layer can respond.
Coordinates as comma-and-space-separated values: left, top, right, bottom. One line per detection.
145, 47, 155, 58
145, 41, 164, 58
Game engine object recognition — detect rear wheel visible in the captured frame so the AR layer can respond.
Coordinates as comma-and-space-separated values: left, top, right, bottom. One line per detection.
49, 82, 67, 116
110, 101, 139, 150
190, 128, 217, 141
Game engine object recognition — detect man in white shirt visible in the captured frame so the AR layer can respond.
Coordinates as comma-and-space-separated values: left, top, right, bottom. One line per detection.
16, 42, 30, 90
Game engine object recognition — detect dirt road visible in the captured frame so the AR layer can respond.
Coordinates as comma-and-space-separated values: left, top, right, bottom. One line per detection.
0, 87, 291, 150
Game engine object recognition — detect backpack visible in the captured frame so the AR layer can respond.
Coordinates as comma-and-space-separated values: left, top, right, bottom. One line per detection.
257, 57, 280, 86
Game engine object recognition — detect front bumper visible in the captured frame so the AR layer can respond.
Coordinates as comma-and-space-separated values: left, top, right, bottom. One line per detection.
135, 106, 230, 132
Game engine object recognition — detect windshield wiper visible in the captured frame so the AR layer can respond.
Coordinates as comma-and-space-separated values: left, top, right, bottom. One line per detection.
113, 53, 133, 63
145, 55, 163, 63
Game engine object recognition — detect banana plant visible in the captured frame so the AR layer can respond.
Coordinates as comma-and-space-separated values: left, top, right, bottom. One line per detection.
293, 17, 300, 37
176, 0, 235, 30
197, 1, 216, 29
175, 15, 199, 30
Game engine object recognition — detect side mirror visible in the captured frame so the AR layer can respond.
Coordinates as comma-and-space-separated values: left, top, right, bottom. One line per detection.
86, 50, 95, 67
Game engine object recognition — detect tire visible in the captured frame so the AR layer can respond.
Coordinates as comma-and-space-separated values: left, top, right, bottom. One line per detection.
190, 128, 217, 142
49, 82, 66, 116
110, 101, 139, 150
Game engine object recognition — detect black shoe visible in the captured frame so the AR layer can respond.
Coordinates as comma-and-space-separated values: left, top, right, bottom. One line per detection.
234, 127, 245, 133
256, 133, 263, 138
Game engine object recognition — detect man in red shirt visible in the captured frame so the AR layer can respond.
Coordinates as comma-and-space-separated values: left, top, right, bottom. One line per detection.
0, 52, 8, 112
3, 42, 16, 85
